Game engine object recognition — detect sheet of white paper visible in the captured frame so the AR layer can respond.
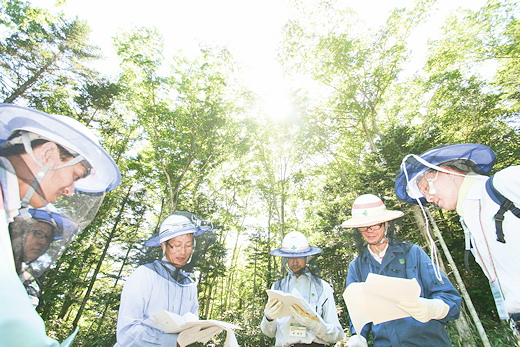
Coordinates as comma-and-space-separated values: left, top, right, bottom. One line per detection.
145, 310, 242, 347
343, 273, 421, 334
177, 321, 241, 347
266, 288, 317, 319
144, 311, 198, 333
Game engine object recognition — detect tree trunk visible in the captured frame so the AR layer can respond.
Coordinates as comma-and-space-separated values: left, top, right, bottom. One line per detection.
71, 186, 132, 330
3, 54, 57, 103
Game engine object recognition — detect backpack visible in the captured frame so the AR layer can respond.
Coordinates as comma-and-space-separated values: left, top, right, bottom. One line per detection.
485, 174, 520, 243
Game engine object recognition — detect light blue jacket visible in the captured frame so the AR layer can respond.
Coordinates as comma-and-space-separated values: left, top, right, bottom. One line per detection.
0, 160, 67, 347
346, 241, 461, 346
115, 260, 199, 346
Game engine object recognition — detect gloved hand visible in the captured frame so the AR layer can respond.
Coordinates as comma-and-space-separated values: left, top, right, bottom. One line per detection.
264, 299, 282, 321
397, 297, 449, 323
290, 304, 326, 335
347, 334, 368, 347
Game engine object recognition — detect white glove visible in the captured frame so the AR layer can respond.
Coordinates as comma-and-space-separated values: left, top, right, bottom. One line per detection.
397, 297, 449, 323
264, 299, 282, 321
347, 334, 368, 347
290, 304, 326, 335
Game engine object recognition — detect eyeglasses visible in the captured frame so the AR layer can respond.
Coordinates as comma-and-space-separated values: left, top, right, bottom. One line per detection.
418, 170, 439, 196
165, 240, 194, 251
31, 229, 54, 244
358, 223, 384, 232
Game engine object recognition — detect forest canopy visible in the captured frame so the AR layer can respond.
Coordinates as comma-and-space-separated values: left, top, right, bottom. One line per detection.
0, 0, 519, 345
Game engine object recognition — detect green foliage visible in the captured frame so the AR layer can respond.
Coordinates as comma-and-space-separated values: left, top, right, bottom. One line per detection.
1, 0, 519, 346
0, 0, 100, 106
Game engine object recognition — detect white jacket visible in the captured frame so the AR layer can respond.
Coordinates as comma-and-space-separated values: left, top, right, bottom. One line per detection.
260, 268, 345, 346
457, 165, 520, 314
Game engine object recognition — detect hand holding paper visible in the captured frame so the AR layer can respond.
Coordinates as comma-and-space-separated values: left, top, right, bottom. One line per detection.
346, 334, 368, 347
266, 289, 318, 319
144, 310, 241, 347
397, 298, 449, 323
264, 299, 282, 320
343, 273, 421, 334
290, 304, 327, 338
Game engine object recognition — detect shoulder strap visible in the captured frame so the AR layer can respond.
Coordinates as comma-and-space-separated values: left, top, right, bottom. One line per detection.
485, 175, 520, 243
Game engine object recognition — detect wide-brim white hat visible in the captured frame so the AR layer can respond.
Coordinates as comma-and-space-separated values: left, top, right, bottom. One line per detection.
0, 103, 121, 193
341, 194, 404, 228
270, 231, 322, 257
144, 212, 211, 247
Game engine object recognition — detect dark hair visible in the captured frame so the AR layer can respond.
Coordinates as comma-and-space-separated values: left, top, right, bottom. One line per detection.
0, 137, 74, 161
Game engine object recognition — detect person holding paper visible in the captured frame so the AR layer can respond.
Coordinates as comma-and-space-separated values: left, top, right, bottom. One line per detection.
342, 194, 461, 347
260, 231, 345, 347
115, 211, 214, 347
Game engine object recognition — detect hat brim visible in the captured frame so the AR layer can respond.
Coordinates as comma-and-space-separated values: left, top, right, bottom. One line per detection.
270, 246, 322, 257
0, 104, 121, 193
341, 210, 404, 228
144, 226, 210, 247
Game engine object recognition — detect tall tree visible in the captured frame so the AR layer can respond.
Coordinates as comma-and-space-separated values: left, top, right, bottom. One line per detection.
0, 0, 100, 109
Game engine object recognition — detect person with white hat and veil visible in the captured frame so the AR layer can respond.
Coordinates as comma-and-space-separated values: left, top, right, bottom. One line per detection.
260, 231, 344, 347
116, 211, 216, 347
395, 143, 520, 337
0, 103, 121, 346
342, 194, 461, 347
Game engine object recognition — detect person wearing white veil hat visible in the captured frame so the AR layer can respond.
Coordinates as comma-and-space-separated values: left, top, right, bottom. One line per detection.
260, 231, 344, 347
0, 104, 121, 346
116, 211, 215, 347
342, 194, 461, 347
9, 208, 79, 308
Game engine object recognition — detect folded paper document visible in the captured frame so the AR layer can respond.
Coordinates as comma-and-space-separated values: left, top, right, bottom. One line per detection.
266, 288, 318, 318
343, 273, 421, 334
144, 310, 241, 347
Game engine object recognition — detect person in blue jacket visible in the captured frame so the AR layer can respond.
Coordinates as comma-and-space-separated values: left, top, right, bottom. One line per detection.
341, 194, 461, 347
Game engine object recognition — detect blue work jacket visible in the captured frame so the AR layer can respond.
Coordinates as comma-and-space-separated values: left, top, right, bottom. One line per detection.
346, 241, 461, 346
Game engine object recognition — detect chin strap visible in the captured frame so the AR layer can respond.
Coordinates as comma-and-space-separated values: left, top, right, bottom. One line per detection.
369, 237, 387, 246
4, 154, 48, 211
18, 132, 88, 207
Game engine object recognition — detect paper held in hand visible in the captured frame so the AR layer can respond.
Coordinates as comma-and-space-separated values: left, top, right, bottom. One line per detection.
343, 273, 421, 334
144, 310, 241, 347
266, 288, 318, 318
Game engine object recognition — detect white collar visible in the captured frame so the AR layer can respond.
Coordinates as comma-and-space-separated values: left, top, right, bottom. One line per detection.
368, 243, 388, 264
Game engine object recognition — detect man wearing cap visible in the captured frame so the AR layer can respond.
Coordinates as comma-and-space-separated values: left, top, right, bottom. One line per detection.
260, 231, 344, 347
0, 104, 121, 346
116, 211, 214, 347
395, 143, 520, 335
342, 194, 461, 347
